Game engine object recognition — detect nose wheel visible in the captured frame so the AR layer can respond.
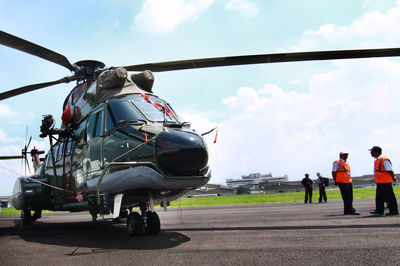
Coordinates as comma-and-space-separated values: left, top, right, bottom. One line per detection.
21, 208, 32, 225
127, 210, 160, 236
145, 211, 160, 235
127, 212, 145, 236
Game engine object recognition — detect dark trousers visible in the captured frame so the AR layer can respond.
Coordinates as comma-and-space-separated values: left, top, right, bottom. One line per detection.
376, 183, 399, 214
319, 187, 327, 202
304, 188, 312, 203
338, 183, 355, 214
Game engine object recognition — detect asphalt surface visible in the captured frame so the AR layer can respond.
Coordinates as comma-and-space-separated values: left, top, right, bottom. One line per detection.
1, 198, 400, 265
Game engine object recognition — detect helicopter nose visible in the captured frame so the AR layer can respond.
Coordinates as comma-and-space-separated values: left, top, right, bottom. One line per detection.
155, 130, 208, 176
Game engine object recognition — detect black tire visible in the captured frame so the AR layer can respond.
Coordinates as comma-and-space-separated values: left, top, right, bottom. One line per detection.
21, 209, 32, 225
90, 211, 97, 222
146, 211, 160, 235
31, 209, 42, 221
127, 212, 145, 236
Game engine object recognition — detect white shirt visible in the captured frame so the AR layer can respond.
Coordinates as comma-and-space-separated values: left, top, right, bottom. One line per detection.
375, 155, 393, 171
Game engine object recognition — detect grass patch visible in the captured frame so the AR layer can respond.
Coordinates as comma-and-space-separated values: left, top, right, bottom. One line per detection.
1, 186, 399, 215
0, 208, 55, 216
0, 208, 21, 216
169, 186, 400, 207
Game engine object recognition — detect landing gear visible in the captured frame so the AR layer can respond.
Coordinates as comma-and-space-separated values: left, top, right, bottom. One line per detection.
21, 208, 32, 225
146, 211, 160, 235
90, 211, 97, 222
126, 205, 161, 236
120, 209, 129, 219
127, 212, 145, 236
113, 209, 129, 223
31, 209, 42, 221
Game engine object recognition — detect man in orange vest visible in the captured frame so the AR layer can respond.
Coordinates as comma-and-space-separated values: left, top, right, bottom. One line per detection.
332, 152, 359, 215
369, 146, 399, 216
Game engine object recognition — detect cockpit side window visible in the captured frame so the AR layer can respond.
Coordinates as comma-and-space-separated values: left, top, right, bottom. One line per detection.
106, 107, 114, 132
65, 137, 73, 156
45, 154, 52, 168
56, 141, 64, 162
106, 101, 144, 130
87, 110, 103, 140
94, 111, 103, 137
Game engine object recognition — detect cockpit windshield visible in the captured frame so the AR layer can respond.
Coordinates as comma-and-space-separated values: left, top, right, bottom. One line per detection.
107, 95, 181, 125
131, 94, 180, 123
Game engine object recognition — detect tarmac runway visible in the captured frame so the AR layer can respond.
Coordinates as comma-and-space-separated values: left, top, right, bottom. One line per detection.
1, 198, 400, 265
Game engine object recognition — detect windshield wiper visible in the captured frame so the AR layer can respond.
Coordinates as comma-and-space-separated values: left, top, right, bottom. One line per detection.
181, 121, 191, 127
115, 119, 147, 127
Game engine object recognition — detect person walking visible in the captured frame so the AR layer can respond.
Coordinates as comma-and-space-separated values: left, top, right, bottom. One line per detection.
369, 146, 399, 216
301, 173, 313, 204
332, 152, 359, 215
317, 172, 327, 203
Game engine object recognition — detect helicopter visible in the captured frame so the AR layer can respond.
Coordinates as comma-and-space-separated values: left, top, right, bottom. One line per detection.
1, 30, 400, 236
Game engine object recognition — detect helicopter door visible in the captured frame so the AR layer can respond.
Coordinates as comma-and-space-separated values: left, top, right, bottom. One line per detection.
85, 109, 104, 179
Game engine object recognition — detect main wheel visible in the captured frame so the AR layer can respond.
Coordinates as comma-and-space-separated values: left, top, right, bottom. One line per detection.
127, 212, 145, 236
21, 209, 32, 225
90, 211, 97, 222
31, 209, 42, 221
146, 211, 160, 235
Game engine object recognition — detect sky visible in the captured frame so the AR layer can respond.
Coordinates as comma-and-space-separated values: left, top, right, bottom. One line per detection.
1, 0, 400, 195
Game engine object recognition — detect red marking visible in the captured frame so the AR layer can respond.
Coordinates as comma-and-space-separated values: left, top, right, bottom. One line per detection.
143, 123, 149, 144
213, 128, 218, 144
62, 105, 71, 125
141, 92, 174, 117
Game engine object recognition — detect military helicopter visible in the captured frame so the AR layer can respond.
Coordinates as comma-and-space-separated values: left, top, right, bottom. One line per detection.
1, 30, 400, 236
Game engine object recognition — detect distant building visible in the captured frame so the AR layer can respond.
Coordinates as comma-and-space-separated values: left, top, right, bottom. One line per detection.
226, 173, 288, 188
0, 196, 12, 208
187, 184, 234, 197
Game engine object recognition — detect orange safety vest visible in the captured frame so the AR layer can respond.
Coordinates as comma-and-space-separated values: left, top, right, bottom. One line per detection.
334, 160, 352, 183
374, 156, 393, 183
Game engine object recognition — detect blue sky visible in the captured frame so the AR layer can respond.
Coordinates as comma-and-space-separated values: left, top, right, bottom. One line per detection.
1, 0, 400, 195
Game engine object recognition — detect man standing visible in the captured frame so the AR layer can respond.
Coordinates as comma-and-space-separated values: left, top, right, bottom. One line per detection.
369, 146, 399, 216
317, 172, 327, 203
301, 173, 313, 204
332, 152, 359, 215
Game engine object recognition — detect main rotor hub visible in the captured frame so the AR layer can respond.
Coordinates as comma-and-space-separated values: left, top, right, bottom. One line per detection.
74, 60, 105, 82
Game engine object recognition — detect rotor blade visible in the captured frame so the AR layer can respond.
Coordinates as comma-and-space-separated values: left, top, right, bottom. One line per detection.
0, 30, 76, 71
123, 47, 400, 72
0, 76, 75, 101
24, 158, 31, 175
25, 126, 28, 148
0, 156, 24, 160
26, 136, 32, 151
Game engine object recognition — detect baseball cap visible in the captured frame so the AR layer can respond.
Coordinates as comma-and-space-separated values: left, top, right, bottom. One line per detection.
339, 152, 349, 156
369, 146, 382, 153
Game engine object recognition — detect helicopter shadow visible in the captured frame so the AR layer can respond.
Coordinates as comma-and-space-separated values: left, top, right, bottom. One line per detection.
1, 220, 190, 252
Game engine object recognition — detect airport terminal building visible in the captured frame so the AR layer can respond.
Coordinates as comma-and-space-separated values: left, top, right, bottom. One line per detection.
226, 173, 289, 188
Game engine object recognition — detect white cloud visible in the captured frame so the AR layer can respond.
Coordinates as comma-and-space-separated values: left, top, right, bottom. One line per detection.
225, 0, 259, 18
0, 129, 6, 141
189, 58, 400, 185
133, 0, 215, 34
0, 104, 19, 118
293, 1, 400, 50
